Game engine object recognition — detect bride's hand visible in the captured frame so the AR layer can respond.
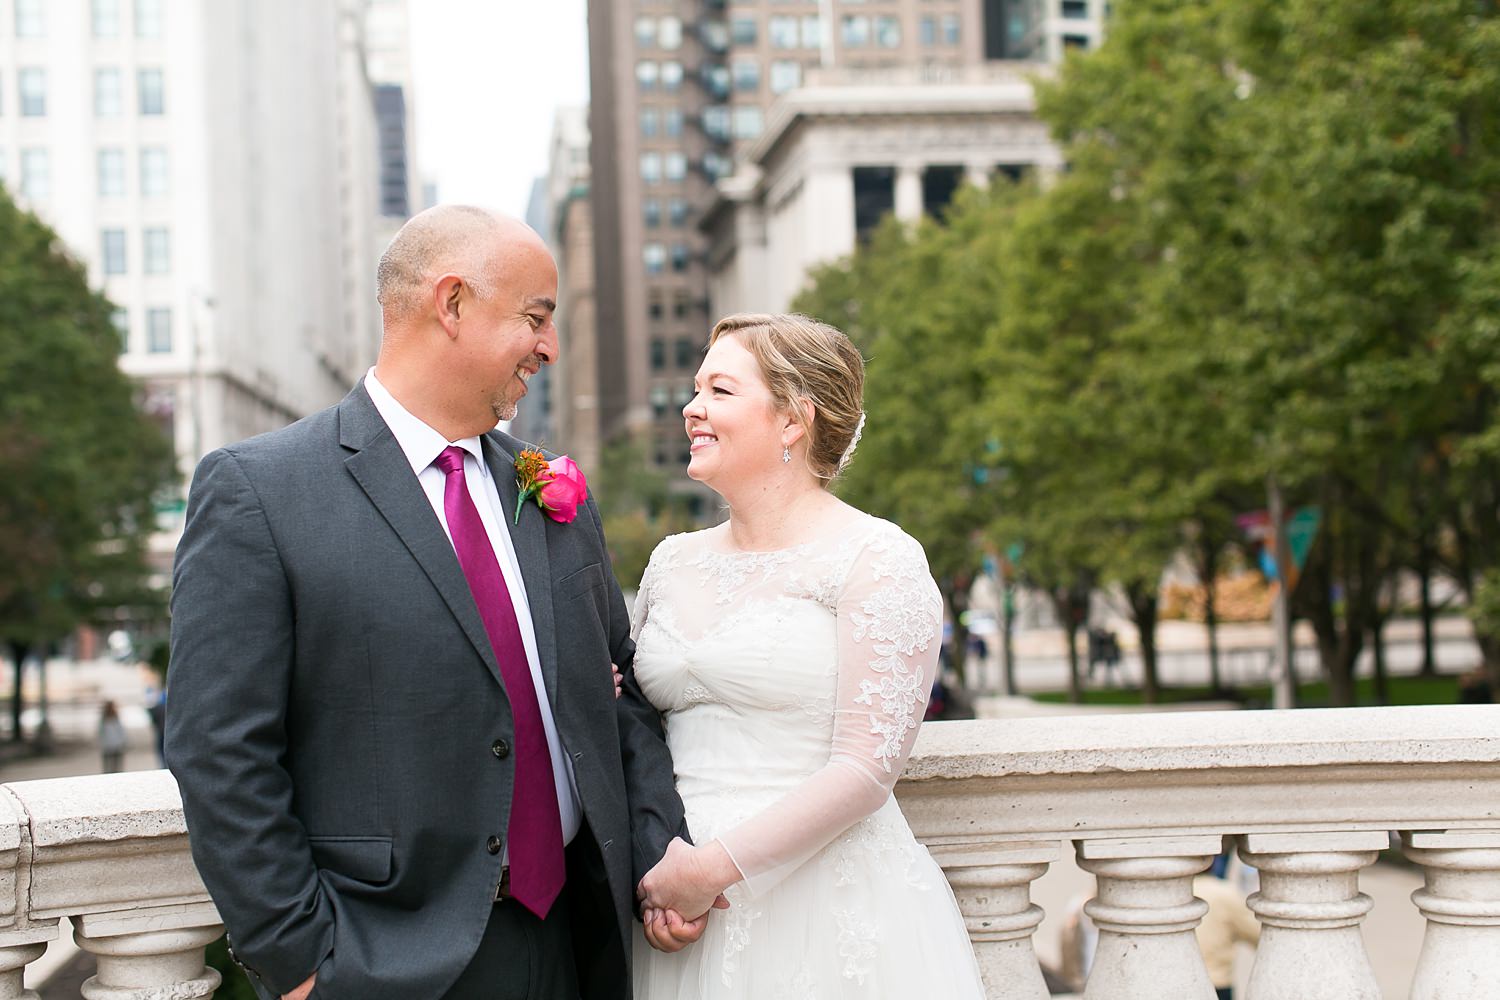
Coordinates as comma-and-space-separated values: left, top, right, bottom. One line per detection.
638, 838, 739, 924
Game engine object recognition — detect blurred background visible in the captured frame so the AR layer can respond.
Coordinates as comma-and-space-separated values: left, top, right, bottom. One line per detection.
2, 0, 1497, 994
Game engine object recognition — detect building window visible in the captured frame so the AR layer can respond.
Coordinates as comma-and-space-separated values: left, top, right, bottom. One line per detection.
650, 339, 666, 371
1062, 33, 1090, 49
634, 16, 656, 48
19, 69, 47, 117
670, 243, 690, 273
668, 198, 689, 227
140, 147, 169, 196
93, 0, 121, 37
660, 60, 683, 93
648, 292, 665, 320
644, 199, 661, 228
673, 292, 693, 319
732, 58, 760, 93
643, 243, 666, 274
876, 16, 901, 47
841, 16, 870, 48
769, 60, 802, 94
943, 14, 961, 44
111, 308, 130, 352
135, 0, 164, 38
920, 16, 936, 45
146, 307, 172, 353
732, 106, 763, 140
14, 0, 44, 37
138, 68, 165, 115
701, 19, 729, 53
101, 229, 128, 275
658, 16, 683, 49
640, 152, 661, 184
853, 165, 896, 241
665, 152, 687, 182
1062, 0, 1089, 19
769, 16, 799, 48
98, 149, 127, 197
663, 108, 683, 137
19, 149, 49, 200
640, 108, 659, 138
650, 385, 669, 418
636, 61, 658, 91
704, 152, 731, 181
731, 16, 757, 46
801, 15, 823, 48
703, 105, 730, 142
143, 227, 170, 274
95, 68, 124, 117
702, 63, 730, 100
674, 337, 695, 369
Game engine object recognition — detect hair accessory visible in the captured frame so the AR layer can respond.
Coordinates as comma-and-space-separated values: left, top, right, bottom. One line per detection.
837, 412, 867, 473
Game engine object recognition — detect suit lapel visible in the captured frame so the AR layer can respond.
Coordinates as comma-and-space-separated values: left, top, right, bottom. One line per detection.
485, 435, 560, 705
339, 387, 505, 689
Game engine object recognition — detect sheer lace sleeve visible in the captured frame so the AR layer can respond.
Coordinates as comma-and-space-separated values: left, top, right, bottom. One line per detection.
713, 526, 942, 896
632, 535, 673, 643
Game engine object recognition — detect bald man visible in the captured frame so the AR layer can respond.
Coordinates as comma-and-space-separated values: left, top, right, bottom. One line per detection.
167, 207, 691, 1000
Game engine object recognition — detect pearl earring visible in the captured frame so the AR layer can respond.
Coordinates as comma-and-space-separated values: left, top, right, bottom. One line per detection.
782, 446, 791, 464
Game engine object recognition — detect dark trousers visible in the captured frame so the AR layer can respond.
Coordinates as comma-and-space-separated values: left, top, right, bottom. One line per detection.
1217, 988, 1234, 1000
441, 893, 579, 1000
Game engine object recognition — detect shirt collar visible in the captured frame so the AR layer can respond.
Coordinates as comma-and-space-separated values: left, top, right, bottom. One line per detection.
364, 368, 490, 479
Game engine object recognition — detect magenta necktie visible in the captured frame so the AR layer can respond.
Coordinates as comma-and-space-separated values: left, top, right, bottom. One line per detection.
434, 446, 564, 918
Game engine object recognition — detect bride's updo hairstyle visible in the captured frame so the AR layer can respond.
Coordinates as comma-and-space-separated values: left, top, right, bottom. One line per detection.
708, 313, 865, 483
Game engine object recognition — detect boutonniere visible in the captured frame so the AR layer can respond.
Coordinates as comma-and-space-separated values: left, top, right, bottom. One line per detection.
514, 449, 588, 525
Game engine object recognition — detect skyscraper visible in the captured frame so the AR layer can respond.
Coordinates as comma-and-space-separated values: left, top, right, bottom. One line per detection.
584, 0, 1104, 482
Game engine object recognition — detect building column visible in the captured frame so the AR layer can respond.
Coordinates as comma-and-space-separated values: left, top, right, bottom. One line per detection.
894, 162, 924, 223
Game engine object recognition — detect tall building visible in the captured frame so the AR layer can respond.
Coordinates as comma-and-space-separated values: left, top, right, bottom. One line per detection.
0, 0, 393, 553
586, 0, 1104, 483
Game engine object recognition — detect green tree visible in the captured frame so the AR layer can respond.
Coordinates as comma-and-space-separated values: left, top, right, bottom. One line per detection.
0, 189, 175, 739
592, 435, 696, 593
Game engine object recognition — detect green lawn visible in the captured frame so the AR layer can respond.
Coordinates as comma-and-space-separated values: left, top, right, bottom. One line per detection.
1029, 673, 1466, 708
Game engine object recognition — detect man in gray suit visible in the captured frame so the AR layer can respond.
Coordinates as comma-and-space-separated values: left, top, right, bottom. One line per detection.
166, 207, 700, 1000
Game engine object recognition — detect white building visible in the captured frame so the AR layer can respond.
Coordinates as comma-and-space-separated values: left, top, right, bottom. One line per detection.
0, 0, 389, 550
704, 64, 1063, 315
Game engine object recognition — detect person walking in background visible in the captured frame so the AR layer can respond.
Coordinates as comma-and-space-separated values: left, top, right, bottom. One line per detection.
1194, 856, 1261, 999
98, 701, 127, 774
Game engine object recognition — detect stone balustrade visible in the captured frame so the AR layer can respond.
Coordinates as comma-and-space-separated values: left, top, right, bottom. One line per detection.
3, 704, 1499, 998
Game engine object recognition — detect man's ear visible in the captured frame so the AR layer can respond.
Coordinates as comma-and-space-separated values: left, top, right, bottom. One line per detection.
433, 274, 464, 338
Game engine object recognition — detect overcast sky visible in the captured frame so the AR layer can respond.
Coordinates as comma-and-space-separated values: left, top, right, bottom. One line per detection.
408, 1, 590, 216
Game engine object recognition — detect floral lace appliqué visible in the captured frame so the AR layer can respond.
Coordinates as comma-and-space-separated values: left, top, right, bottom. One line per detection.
719, 882, 764, 987
835, 909, 879, 984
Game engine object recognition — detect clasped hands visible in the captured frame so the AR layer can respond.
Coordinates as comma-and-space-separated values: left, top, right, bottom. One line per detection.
636, 837, 739, 952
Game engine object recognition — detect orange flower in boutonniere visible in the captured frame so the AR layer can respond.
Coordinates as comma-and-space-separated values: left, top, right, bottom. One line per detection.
513, 449, 589, 525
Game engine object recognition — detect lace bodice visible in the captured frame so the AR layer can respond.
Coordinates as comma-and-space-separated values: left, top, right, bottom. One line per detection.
631, 514, 942, 897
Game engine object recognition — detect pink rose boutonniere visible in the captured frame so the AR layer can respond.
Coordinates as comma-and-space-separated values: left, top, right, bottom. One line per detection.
513, 449, 589, 525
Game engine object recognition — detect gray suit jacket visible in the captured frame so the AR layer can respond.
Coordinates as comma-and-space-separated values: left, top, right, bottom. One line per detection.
165, 383, 685, 1000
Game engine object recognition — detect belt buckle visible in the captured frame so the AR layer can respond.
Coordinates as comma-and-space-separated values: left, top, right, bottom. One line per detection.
494, 866, 511, 902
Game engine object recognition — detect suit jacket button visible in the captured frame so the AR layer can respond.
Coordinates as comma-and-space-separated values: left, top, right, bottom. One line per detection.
487, 835, 502, 855
492, 739, 510, 759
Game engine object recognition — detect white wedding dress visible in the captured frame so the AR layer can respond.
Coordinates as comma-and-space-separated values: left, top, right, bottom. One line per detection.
629, 514, 986, 999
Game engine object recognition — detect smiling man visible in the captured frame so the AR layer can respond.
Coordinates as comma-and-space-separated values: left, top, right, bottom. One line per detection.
166, 206, 693, 1000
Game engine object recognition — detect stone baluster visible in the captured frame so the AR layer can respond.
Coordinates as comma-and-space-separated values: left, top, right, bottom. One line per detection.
1237, 831, 1384, 1000
72, 903, 222, 1000
929, 841, 1057, 1000
1401, 830, 1500, 1000
0, 930, 54, 1000
1076, 835, 1221, 1000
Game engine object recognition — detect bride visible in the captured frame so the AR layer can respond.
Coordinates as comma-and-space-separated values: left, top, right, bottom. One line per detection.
629, 313, 985, 998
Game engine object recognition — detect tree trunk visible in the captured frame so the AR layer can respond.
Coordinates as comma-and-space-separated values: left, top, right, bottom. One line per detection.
1417, 545, 1438, 678
940, 580, 970, 689
8, 641, 29, 742
1002, 582, 1018, 696
1204, 574, 1222, 693
1371, 619, 1390, 706
1126, 581, 1161, 704
1479, 629, 1500, 704
1049, 586, 1086, 703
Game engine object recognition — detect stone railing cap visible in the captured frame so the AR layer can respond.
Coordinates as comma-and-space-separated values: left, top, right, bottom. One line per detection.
3, 769, 186, 848
905, 705, 1500, 781
0, 787, 22, 853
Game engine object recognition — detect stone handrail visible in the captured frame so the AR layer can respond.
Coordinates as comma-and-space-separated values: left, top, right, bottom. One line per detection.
3, 705, 1500, 998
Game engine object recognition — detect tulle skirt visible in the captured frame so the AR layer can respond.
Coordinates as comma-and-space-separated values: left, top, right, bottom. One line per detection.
631, 798, 986, 999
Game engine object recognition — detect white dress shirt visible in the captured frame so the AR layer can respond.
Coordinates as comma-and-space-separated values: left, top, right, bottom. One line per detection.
364, 370, 582, 854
